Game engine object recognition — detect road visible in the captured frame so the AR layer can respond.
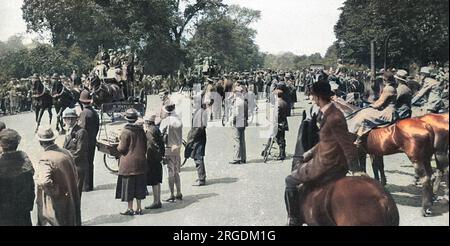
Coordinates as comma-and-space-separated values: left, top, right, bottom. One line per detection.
0, 93, 448, 226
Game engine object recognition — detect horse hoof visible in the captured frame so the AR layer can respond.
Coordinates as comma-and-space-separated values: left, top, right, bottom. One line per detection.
421, 208, 432, 217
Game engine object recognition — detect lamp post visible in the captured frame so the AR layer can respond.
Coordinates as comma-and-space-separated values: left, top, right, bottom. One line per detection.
384, 30, 394, 70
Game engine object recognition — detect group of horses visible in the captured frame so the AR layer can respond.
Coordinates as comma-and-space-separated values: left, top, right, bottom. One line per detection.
292, 88, 448, 225
31, 76, 126, 133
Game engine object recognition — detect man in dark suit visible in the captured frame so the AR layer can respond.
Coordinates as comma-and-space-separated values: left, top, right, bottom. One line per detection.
63, 108, 88, 197
273, 84, 289, 161
78, 90, 100, 192
284, 81, 363, 226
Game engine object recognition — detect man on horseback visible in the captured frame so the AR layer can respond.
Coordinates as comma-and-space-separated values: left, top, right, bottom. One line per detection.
412, 67, 446, 113
284, 81, 362, 226
350, 71, 398, 146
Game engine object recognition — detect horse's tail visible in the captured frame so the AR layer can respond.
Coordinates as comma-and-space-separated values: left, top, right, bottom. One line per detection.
380, 191, 400, 226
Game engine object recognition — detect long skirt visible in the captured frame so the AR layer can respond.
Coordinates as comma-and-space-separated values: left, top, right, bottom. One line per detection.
115, 174, 147, 202
146, 160, 163, 186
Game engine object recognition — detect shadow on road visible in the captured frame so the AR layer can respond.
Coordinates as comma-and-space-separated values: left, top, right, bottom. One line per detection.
385, 170, 416, 178
83, 213, 134, 226
142, 193, 219, 215
180, 166, 197, 172
387, 184, 449, 216
206, 177, 238, 185
94, 183, 116, 191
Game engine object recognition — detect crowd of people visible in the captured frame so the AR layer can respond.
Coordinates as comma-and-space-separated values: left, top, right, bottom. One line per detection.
0, 59, 448, 225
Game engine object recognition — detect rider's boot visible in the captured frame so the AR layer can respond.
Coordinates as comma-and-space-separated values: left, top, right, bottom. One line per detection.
284, 187, 302, 226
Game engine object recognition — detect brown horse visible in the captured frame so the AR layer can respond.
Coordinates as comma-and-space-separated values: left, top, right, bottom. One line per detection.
301, 176, 399, 225
333, 99, 436, 216
294, 114, 399, 225
417, 112, 449, 194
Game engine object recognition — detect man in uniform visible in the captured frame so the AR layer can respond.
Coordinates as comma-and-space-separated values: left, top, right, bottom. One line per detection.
273, 83, 290, 161
78, 90, 100, 192
284, 81, 362, 226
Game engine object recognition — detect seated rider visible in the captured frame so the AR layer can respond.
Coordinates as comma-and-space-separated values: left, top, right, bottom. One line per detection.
349, 71, 398, 146
284, 81, 363, 226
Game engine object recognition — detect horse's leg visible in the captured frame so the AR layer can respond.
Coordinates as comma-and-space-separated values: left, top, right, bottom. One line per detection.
47, 106, 53, 125
58, 106, 66, 134
376, 156, 387, 186
35, 106, 40, 123
357, 148, 367, 172
369, 154, 380, 182
36, 107, 45, 132
413, 160, 433, 216
54, 105, 60, 132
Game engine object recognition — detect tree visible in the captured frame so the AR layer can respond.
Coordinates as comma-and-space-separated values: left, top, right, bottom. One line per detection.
334, 0, 449, 68
186, 5, 263, 71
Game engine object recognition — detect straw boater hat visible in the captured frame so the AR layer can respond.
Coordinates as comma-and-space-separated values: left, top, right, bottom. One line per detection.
37, 126, 57, 142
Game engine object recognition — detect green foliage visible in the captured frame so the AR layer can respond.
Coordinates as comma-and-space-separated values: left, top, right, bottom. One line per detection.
0, 36, 92, 84
263, 44, 339, 70
186, 5, 263, 72
334, 0, 449, 68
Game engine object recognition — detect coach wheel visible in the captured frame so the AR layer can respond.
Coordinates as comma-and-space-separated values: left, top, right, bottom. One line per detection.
104, 154, 119, 174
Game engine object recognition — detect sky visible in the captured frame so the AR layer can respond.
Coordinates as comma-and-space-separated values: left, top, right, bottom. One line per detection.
0, 0, 345, 56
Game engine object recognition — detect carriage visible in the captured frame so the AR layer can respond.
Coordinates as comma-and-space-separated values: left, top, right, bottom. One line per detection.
96, 102, 146, 173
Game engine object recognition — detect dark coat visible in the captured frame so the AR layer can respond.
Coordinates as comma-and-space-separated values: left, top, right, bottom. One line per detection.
36, 144, 81, 226
292, 104, 358, 183
185, 109, 207, 159
117, 124, 147, 176
78, 105, 100, 146
277, 97, 289, 131
0, 151, 35, 226
146, 124, 165, 163
63, 125, 89, 170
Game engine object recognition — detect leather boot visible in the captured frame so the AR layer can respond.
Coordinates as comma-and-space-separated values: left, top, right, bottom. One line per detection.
284, 188, 301, 226
277, 146, 286, 160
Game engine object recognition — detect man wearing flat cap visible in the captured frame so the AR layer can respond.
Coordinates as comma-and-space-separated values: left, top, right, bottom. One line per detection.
285, 81, 361, 226
62, 108, 88, 197
0, 129, 35, 226
35, 126, 81, 226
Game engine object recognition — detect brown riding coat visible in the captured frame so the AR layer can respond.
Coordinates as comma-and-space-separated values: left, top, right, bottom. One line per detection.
292, 103, 359, 183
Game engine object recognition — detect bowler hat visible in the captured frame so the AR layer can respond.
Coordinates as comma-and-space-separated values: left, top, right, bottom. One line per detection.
37, 126, 57, 142
79, 90, 93, 104
311, 81, 334, 98
62, 108, 78, 118
124, 108, 139, 121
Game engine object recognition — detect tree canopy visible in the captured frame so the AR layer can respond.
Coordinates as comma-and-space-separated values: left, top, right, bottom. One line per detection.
334, 0, 449, 68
